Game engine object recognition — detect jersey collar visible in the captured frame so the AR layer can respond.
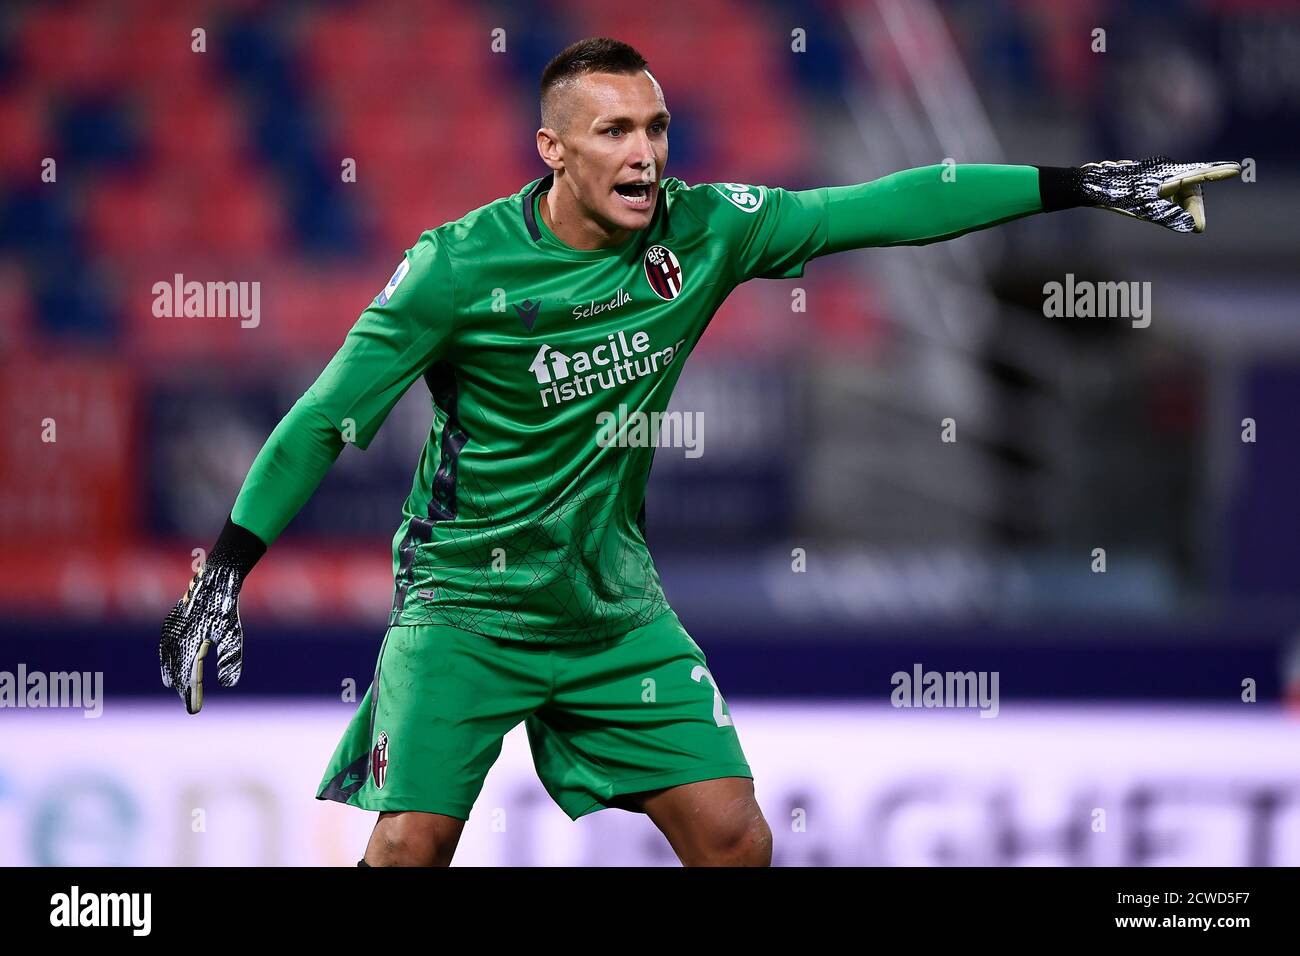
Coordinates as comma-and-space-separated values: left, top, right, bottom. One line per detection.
522, 172, 670, 243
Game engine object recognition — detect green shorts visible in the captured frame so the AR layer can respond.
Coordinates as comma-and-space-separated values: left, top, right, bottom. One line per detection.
315, 609, 751, 821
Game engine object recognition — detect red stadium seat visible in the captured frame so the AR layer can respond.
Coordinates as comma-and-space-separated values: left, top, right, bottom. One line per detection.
85, 171, 191, 261
0, 88, 51, 184
139, 86, 253, 179
188, 168, 288, 258
18, 3, 116, 95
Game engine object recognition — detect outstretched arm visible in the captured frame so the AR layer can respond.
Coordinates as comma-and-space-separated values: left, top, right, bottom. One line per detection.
715, 157, 1239, 282
824, 157, 1240, 253
824, 163, 1044, 251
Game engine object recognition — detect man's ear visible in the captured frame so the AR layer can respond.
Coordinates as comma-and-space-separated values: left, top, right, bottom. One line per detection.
536, 128, 564, 173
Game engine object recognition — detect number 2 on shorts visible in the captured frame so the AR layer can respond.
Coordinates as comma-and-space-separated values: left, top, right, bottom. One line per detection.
691, 665, 734, 727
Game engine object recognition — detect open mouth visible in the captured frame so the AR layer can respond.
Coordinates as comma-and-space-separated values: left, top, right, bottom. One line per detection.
613, 181, 654, 209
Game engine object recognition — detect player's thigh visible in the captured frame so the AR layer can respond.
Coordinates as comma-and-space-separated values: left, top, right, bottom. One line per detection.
321, 623, 550, 819
528, 611, 750, 816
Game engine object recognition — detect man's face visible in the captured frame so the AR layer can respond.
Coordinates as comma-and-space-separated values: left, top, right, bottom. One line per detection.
547, 70, 670, 233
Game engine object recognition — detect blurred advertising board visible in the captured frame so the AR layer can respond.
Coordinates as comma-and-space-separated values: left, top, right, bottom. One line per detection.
1, 703, 1296, 866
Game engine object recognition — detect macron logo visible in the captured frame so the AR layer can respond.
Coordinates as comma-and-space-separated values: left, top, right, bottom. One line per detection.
513, 298, 542, 331
529, 344, 571, 384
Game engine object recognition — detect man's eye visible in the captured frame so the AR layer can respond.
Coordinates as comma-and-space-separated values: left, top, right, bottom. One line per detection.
605, 127, 622, 137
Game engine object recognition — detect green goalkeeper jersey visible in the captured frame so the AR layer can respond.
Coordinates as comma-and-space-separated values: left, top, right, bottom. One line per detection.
230, 165, 1047, 643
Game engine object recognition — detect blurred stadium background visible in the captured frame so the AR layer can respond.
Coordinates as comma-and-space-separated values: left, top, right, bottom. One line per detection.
2, 0, 1299, 865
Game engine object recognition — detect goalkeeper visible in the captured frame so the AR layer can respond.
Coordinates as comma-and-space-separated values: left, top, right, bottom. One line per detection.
160, 37, 1237, 866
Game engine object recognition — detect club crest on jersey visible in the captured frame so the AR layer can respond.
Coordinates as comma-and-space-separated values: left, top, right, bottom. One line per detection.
376, 259, 410, 306
643, 244, 683, 300
371, 731, 390, 790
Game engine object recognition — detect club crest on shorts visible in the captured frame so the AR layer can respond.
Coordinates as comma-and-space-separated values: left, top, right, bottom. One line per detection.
371, 731, 390, 790
643, 244, 683, 300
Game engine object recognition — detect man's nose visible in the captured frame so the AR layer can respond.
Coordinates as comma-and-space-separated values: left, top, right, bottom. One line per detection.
629, 131, 656, 167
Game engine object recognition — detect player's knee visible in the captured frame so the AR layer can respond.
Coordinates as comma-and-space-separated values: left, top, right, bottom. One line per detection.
697, 803, 772, 867
366, 812, 461, 866
372, 835, 450, 867
732, 811, 773, 866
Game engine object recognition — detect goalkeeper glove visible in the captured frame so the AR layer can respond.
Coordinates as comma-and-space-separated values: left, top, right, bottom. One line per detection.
160, 516, 266, 714
1040, 156, 1240, 233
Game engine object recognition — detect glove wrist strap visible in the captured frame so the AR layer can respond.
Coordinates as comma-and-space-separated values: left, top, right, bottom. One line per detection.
210, 515, 267, 577
1036, 166, 1088, 212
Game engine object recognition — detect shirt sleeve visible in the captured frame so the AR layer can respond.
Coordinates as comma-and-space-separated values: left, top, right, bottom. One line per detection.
694, 182, 832, 283
694, 165, 1046, 283
229, 229, 456, 545
303, 228, 457, 450
230, 397, 346, 545
822, 164, 1044, 252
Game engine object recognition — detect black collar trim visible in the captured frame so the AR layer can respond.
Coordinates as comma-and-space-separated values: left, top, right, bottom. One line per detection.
522, 173, 552, 241
522, 172, 669, 242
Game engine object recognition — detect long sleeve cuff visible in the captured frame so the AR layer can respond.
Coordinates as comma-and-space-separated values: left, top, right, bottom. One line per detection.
210, 515, 268, 576
1036, 166, 1088, 212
